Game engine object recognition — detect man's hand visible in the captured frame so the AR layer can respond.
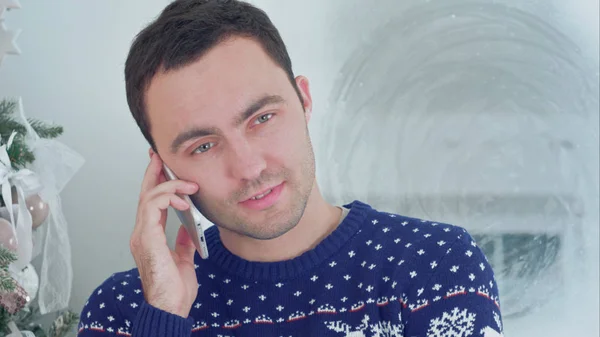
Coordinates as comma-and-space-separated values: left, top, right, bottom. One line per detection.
130, 152, 199, 318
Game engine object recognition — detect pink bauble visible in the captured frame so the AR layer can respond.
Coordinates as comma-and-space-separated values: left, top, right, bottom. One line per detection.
0, 218, 18, 252
25, 194, 50, 229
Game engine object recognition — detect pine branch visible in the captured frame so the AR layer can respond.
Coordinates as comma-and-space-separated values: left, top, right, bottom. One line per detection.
48, 311, 79, 337
14, 306, 47, 337
0, 271, 15, 293
0, 98, 65, 171
0, 99, 63, 141
0, 307, 12, 335
27, 118, 63, 139
0, 99, 17, 116
0, 247, 17, 292
5, 135, 35, 170
0, 278, 15, 292
0, 247, 17, 267
0, 115, 28, 137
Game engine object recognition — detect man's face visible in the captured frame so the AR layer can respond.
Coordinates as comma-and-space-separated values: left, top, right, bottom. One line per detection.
146, 37, 316, 240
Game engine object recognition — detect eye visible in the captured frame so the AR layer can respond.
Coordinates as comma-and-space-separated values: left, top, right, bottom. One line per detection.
254, 113, 274, 125
192, 142, 214, 154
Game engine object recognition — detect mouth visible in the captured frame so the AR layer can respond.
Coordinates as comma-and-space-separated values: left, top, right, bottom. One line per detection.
239, 182, 285, 210
244, 184, 281, 202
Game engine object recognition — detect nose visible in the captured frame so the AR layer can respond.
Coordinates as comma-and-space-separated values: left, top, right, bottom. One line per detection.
227, 137, 267, 182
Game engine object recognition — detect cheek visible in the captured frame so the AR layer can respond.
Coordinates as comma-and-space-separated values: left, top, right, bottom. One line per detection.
191, 168, 228, 202
280, 135, 310, 178
261, 120, 305, 162
196, 180, 233, 209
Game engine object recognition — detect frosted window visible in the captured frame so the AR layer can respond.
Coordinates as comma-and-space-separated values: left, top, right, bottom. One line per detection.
311, 1, 599, 335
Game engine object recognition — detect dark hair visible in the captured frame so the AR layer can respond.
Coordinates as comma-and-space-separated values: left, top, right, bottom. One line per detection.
125, 0, 303, 151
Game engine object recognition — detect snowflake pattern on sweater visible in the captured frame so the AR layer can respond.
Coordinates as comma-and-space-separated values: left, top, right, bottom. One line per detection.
78, 200, 503, 337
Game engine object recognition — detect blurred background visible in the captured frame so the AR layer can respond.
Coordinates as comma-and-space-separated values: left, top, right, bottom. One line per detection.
0, 0, 597, 336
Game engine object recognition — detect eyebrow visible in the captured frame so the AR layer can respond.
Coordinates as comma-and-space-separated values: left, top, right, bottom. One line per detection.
170, 94, 285, 153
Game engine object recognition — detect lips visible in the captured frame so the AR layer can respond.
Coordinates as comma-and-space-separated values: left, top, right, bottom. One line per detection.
238, 182, 285, 211
250, 188, 273, 200
245, 184, 280, 201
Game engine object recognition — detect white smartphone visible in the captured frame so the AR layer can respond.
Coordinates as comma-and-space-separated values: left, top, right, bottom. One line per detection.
162, 164, 209, 259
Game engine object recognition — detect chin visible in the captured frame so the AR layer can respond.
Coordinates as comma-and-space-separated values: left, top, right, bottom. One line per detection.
245, 223, 298, 241
227, 198, 307, 240
227, 212, 300, 240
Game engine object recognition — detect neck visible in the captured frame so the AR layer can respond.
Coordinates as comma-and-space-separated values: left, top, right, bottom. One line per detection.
218, 181, 342, 262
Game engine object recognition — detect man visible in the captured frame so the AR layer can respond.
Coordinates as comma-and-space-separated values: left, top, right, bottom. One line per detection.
78, 0, 504, 336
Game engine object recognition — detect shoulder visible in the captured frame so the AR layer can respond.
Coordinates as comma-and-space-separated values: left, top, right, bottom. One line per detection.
354, 200, 471, 256
89, 268, 143, 300
352, 201, 499, 303
79, 267, 145, 330
351, 200, 484, 281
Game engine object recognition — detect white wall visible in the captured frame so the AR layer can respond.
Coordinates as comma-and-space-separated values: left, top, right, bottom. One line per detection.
0, 0, 183, 313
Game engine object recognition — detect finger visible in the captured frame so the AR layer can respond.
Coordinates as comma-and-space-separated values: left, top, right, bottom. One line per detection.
140, 152, 164, 194
145, 180, 198, 200
174, 225, 196, 265
135, 193, 189, 236
146, 193, 190, 214
157, 168, 167, 185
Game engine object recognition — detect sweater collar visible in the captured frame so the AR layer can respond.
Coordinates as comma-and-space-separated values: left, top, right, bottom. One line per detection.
202, 200, 371, 282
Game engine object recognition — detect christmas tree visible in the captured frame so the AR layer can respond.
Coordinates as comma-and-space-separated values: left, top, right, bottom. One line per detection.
0, 98, 63, 207
0, 98, 63, 168
1, 2, 81, 335
0, 100, 78, 336
0, 246, 17, 294
0, 246, 78, 337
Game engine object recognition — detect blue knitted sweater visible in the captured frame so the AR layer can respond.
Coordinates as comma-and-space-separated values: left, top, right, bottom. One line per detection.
77, 200, 504, 336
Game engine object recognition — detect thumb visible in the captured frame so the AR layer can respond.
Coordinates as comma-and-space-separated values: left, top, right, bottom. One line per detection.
174, 225, 197, 264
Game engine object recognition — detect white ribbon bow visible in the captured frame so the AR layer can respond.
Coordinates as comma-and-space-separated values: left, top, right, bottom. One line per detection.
14, 97, 85, 314
0, 131, 43, 271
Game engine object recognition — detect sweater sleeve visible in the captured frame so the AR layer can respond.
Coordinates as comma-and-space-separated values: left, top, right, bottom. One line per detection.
77, 271, 194, 337
399, 228, 504, 337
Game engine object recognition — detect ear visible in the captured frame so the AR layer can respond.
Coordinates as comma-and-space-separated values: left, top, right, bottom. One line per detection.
148, 147, 155, 158
295, 76, 313, 123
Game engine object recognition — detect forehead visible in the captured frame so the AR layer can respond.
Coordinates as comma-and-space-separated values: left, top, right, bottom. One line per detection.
145, 37, 290, 145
